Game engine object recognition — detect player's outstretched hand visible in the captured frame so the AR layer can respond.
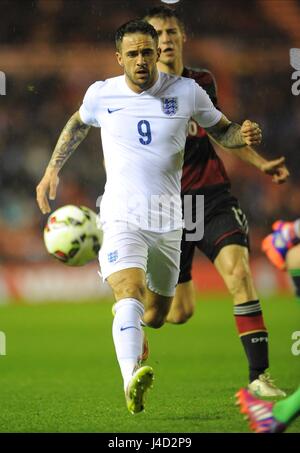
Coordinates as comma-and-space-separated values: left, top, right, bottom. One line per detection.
261, 156, 290, 184
36, 167, 60, 214
241, 120, 262, 146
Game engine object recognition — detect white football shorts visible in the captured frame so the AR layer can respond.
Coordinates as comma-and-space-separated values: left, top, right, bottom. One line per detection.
98, 221, 182, 297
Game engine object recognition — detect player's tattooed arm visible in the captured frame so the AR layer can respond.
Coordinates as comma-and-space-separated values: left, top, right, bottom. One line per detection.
206, 114, 262, 148
206, 115, 288, 184
36, 111, 90, 214
48, 111, 91, 170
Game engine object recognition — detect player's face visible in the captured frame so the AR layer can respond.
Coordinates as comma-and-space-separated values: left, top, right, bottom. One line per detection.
116, 33, 160, 93
147, 17, 186, 67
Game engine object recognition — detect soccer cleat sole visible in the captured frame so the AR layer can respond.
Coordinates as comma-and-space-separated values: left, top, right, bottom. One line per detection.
126, 366, 154, 415
235, 388, 287, 433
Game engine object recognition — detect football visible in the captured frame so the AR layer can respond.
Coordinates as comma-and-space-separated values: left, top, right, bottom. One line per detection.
44, 205, 102, 266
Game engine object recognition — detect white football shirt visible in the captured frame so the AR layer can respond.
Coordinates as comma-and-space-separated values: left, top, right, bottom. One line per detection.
79, 71, 222, 232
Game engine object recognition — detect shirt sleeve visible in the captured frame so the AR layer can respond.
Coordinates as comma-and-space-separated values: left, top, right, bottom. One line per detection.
192, 80, 222, 128
79, 81, 103, 127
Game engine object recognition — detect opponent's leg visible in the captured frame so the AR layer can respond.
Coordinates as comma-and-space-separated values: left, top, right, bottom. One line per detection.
214, 244, 285, 396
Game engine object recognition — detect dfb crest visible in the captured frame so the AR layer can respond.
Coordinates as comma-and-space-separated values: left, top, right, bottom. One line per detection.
161, 97, 178, 116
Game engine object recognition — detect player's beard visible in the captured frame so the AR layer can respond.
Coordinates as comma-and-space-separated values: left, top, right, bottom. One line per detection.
126, 68, 155, 91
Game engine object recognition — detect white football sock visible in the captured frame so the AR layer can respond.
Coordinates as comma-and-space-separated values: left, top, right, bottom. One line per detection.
112, 298, 144, 391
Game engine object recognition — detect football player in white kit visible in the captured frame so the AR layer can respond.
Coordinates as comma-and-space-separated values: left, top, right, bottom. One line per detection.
36, 20, 262, 414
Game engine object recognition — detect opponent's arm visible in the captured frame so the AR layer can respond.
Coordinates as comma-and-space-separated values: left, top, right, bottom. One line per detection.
36, 111, 91, 214
229, 147, 289, 184
207, 116, 289, 184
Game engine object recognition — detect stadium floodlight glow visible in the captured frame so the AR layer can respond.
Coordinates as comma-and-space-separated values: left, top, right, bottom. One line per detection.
0, 71, 6, 95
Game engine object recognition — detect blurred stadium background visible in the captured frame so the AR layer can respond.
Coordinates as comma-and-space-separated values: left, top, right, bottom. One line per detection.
0, 0, 299, 433
1, 0, 300, 301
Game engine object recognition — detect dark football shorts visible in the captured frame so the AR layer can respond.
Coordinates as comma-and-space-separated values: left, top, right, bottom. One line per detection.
178, 191, 249, 283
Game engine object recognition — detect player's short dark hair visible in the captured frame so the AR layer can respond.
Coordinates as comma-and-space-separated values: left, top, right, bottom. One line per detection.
115, 19, 158, 51
144, 6, 185, 32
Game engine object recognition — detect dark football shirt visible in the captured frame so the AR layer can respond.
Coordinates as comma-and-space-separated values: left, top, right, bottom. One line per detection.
181, 67, 230, 199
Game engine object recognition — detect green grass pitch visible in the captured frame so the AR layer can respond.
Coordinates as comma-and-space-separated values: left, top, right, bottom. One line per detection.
0, 294, 299, 433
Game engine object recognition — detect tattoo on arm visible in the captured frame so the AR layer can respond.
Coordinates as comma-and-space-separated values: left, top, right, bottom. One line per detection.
206, 122, 245, 149
48, 112, 91, 170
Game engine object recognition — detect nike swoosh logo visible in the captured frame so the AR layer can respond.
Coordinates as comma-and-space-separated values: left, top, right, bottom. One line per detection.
107, 108, 124, 114
120, 326, 140, 331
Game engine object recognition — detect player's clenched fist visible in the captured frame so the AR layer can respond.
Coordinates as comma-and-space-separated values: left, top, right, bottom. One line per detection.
241, 119, 262, 146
